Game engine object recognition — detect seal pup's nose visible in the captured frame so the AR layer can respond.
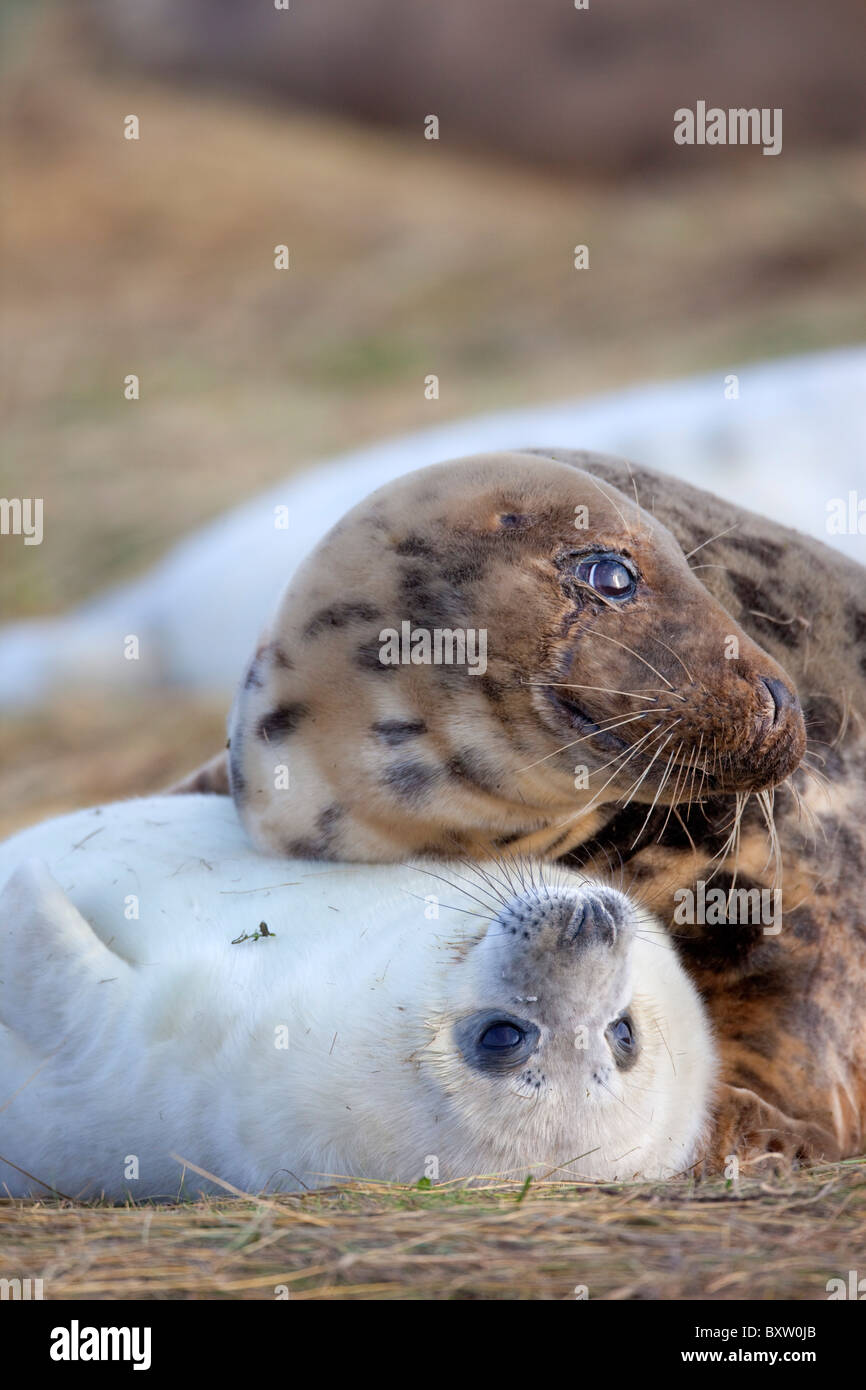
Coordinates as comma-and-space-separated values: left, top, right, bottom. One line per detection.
760, 675, 800, 728
560, 893, 618, 949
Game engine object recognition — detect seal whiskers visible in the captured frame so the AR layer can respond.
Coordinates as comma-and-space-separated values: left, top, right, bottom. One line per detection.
627, 739, 683, 850
682, 522, 740, 561
569, 625, 681, 695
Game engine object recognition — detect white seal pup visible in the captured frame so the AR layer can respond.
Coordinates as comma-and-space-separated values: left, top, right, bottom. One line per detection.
0, 796, 714, 1199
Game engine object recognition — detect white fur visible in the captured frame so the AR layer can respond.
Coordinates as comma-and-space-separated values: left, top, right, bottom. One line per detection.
0, 348, 862, 706
0, 796, 715, 1199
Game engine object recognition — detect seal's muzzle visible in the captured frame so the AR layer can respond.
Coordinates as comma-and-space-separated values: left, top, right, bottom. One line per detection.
561, 891, 620, 949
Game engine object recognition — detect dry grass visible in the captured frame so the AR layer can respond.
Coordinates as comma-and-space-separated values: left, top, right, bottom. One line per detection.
0, 695, 226, 839
2, 1163, 863, 1300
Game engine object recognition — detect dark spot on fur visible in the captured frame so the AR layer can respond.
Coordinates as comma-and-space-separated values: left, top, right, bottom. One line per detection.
728, 573, 803, 649
244, 659, 263, 690
382, 759, 440, 803
499, 513, 533, 530
414, 829, 470, 855
723, 958, 790, 1000
257, 702, 310, 741
784, 998, 829, 1037
446, 748, 501, 793
724, 534, 784, 569
802, 697, 845, 773
304, 601, 382, 638
284, 804, 343, 860
395, 535, 435, 558
790, 907, 820, 945
493, 829, 535, 849
401, 567, 426, 592
578, 800, 721, 870
442, 559, 485, 586
317, 805, 342, 837
356, 638, 398, 673
399, 568, 466, 627
479, 674, 505, 703
728, 573, 771, 614
672, 872, 775, 973
430, 660, 477, 689
372, 718, 427, 746
808, 821, 865, 932
730, 1027, 779, 1061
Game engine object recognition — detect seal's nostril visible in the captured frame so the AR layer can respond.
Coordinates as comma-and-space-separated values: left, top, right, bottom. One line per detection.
566, 895, 616, 947
761, 676, 797, 726
569, 903, 588, 936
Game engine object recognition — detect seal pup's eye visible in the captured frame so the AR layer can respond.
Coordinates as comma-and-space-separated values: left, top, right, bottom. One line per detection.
455, 1010, 539, 1072
576, 556, 636, 600
606, 1015, 638, 1067
480, 1021, 525, 1051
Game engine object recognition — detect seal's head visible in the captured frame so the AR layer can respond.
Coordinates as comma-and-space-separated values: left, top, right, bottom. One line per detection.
224, 451, 806, 860
394, 863, 715, 1183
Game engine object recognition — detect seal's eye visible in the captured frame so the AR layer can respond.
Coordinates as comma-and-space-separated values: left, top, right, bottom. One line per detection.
456, 1010, 539, 1072
577, 557, 636, 600
607, 1015, 637, 1067
480, 1022, 525, 1051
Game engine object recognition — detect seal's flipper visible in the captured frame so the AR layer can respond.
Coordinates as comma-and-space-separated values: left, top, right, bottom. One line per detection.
166, 750, 230, 796
0, 858, 132, 1048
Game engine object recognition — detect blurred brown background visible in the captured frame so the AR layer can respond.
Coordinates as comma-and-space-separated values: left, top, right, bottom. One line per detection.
1, 0, 865, 835
85, 0, 866, 172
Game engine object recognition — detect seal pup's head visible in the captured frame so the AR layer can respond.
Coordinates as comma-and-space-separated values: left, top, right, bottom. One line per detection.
223, 451, 806, 861
344, 861, 716, 1184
